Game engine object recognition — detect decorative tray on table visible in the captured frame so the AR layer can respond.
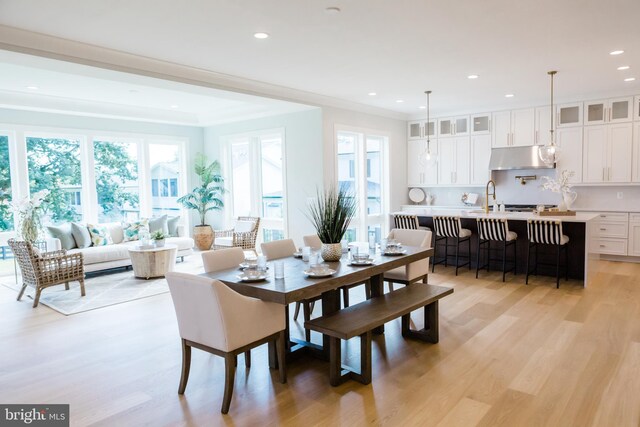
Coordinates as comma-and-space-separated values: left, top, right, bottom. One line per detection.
537, 210, 576, 216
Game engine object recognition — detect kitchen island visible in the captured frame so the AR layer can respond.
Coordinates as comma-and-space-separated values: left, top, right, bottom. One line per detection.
397, 207, 599, 286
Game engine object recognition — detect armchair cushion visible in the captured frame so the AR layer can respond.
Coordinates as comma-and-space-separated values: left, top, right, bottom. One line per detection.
46, 223, 76, 250
235, 220, 256, 233
71, 222, 92, 248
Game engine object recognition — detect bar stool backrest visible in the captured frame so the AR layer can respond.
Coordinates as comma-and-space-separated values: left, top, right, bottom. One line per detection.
476, 218, 509, 241
433, 216, 462, 238
393, 214, 419, 230
527, 219, 564, 245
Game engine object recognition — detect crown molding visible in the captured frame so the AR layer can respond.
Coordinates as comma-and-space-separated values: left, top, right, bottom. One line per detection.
0, 25, 409, 122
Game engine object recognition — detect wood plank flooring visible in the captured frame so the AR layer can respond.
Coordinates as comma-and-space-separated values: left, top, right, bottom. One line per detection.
1, 259, 639, 426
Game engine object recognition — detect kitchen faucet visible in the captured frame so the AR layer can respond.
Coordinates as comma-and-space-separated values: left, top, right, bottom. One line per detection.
484, 179, 496, 213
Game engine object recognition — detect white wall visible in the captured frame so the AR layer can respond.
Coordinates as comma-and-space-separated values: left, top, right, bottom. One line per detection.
322, 107, 408, 212
203, 109, 323, 246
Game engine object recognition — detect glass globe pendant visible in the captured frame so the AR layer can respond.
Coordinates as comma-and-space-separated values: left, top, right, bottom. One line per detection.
539, 71, 561, 165
419, 90, 437, 167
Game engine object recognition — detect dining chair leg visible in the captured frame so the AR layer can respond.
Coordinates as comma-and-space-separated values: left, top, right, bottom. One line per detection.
276, 331, 287, 384
293, 302, 302, 321
16, 284, 27, 301
388, 282, 394, 292
178, 339, 191, 394
221, 353, 236, 414
244, 350, 251, 368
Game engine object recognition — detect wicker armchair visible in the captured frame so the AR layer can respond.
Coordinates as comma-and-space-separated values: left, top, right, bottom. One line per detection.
213, 217, 260, 251
9, 239, 85, 308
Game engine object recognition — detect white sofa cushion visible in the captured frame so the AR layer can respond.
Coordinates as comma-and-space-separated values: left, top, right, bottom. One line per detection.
68, 244, 131, 265
235, 220, 255, 233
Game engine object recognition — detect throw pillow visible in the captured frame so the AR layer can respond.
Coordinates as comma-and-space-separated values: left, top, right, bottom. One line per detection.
148, 215, 169, 234
122, 219, 150, 242
71, 222, 92, 248
235, 220, 256, 233
46, 223, 77, 250
167, 216, 180, 236
87, 224, 113, 247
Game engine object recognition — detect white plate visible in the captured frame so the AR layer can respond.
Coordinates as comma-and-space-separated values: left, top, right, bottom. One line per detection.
239, 262, 268, 270
383, 249, 407, 256
303, 268, 336, 278
408, 188, 425, 203
237, 274, 268, 282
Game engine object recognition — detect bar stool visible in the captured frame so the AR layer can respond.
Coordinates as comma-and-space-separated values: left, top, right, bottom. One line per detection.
526, 219, 570, 288
393, 214, 430, 231
432, 216, 472, 275
475, 218, 518, 282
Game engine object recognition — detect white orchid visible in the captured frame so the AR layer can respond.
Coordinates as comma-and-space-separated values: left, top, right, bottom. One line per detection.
540, 170, 575, 194
11, 190, 49, 243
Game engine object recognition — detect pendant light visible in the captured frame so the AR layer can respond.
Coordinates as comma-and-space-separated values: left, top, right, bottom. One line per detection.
538, 70, 561, 165
420, 90, 437, 167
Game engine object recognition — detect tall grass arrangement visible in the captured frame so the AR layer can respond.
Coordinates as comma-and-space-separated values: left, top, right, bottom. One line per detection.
307, 185, 357, 244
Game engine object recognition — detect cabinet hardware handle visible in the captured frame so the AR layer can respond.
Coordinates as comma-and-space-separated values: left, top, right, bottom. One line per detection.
602, 168, 605, 181
535, 130, 538, 145
600, 228, 607, 231
601, 215, 607, 218
600, 244, 606, 248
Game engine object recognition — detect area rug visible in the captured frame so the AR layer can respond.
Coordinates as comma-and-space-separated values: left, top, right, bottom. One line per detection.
1, 256, 204, 315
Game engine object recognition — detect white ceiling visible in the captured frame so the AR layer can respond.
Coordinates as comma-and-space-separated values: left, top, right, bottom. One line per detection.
0, 0, 639, 119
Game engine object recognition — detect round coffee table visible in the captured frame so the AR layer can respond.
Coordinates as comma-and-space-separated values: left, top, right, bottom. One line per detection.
128, 244, 178, 279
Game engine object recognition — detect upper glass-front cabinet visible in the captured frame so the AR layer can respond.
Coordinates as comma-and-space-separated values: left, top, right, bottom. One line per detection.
635, 95, 640, 121
584, 97, 633, 125
408, 120, 436, 140
438, 116, 469, 137
556, 103, 582, 128
409, 122, 422, 139
471, 114, 491, 134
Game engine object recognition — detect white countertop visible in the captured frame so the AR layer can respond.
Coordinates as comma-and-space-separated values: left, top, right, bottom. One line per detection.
397, 208, 598, 223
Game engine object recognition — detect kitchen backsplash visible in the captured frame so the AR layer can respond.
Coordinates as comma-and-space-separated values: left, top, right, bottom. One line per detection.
408, 168, 640, 212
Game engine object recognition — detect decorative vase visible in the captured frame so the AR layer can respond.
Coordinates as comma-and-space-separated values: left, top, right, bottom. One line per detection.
193, 225, 214, 251
154, 238, 166, 248
562, 191, 577, 211
320, 243, 342, 262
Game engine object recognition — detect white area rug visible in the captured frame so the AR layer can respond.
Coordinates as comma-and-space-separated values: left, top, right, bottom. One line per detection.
2, 256, 204, 315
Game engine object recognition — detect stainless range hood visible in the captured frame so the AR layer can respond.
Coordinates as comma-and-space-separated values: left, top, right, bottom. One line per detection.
489, 146, 555, 170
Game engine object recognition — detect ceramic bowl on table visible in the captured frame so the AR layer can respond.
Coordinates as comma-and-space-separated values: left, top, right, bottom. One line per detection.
352, 253, 372, 264
303, 265, 336, 278
237, 268, 268, 282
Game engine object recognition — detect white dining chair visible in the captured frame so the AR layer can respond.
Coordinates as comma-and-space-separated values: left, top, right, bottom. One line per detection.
384, 228, 432, 291
303, 234, 322, 250
165, 272, 286, 414
201, 246, 245, 274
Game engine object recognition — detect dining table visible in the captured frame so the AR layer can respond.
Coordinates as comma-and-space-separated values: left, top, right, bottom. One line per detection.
199, 245, 434, 366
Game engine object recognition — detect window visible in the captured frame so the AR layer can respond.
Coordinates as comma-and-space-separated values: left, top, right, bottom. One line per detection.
149, 143, 182, 217
336, 129, 388, 244
27, 135, 83, 223
93, 139, 140, 222
0, 135, 13, 231
170, 178, 178, 197
226, 129, 286, 243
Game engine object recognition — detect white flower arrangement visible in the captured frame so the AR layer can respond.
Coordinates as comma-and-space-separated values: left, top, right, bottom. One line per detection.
12, 190, 49, 243
540, 170, 575, 194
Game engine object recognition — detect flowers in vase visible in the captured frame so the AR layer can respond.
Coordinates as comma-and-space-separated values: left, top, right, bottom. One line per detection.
12, 190, 49, 243
540, 170, 575, 194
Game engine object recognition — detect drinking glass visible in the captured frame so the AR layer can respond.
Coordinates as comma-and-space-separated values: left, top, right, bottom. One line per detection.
274, 261, 285, 279
302, 246, 311, 262
309, 251, 319, 267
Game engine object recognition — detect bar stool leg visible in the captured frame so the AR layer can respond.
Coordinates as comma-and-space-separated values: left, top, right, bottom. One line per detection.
525, 242, 532, 285
475, 238, 482, 278
556, 244, 561, 289
432, 236, 438, 273
513, 241, 517, 275
502, 241, 507, 282
444, 237, 449, 267
467, 238, 472, 270
455, 237, 460, 276
565, 244, 569, 281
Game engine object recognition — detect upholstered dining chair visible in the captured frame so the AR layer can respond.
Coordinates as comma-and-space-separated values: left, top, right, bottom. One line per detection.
202, 246, 245, 274
383, 229, 432, 291
213, 216, 260, 253
261, 238, 319, 341
9, 238, 85, 307
302, 234, 322, 250
165, 272, 286, 414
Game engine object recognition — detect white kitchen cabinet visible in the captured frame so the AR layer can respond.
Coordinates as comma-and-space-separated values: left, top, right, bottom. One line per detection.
628, 214, 640, 256
438, 116, 469, 137
491, 109, 535, 147
555, 127, 583, 183
470, 134, 492, 185
584, 97, 633, 125
438, 137, 470, 185
635, 95, 640, 121
471, 114, 491, 134
556, 103, 583, 128
582, 123, 632, 183
408, 120, 436, 140
633, 123, 640, 182
407, 139, 438, 186
588, 212, 629, 256
534, 106, 552, 145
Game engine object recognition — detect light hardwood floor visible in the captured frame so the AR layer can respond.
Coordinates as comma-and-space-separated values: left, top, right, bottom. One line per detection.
1, 259, 639, 426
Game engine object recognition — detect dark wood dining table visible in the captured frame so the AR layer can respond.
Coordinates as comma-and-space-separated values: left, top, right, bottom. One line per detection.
199, 245, 434, 364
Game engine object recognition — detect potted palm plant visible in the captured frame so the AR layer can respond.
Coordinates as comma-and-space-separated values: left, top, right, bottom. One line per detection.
177, 154, 224, 250
306, 185, 357, 262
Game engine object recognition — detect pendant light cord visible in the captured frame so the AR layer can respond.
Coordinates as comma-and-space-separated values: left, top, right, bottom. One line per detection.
548, 71, 557, 145
425, 90, 432, 152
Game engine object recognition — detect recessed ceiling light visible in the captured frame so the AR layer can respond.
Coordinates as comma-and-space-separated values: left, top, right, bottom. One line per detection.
325, 7, 341, 14
368, 92, 377, 96
467, 74, 479, 79
610, 50, 624, 55
25, 85, 38, 90
170, 105, 179, 109
617, 65, 630, 70
624, 77, 636, 82
396, 100, 404, 103
254, 32, 269, 39
505, 94, 514, 98
419, 106, 426, 109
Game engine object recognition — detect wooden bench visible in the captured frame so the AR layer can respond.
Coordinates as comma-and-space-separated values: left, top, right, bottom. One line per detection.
305, 283, 453, 386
